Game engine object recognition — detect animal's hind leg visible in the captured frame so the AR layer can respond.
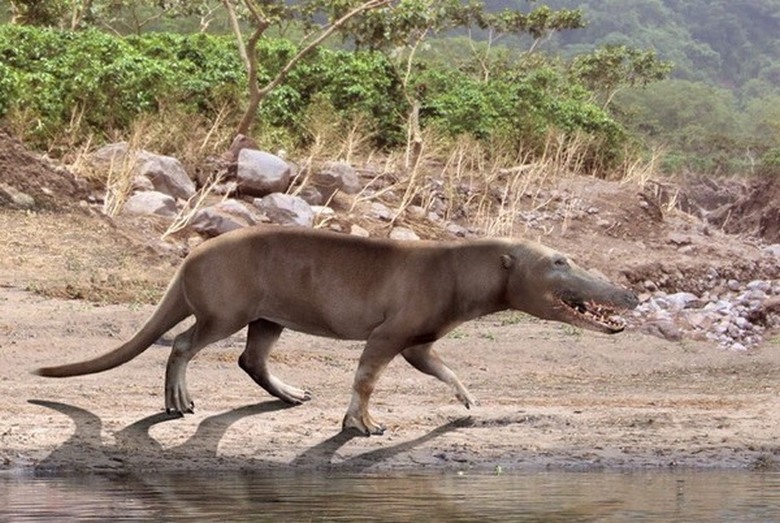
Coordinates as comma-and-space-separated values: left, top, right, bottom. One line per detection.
238, 319, 311, 404
402, 343, 478, 409
165, 318, 241, 415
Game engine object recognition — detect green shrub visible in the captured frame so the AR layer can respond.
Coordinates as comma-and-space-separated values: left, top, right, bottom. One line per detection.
0, 25, 630, 172
0, 25, 176, 142
416, 63, 625, 169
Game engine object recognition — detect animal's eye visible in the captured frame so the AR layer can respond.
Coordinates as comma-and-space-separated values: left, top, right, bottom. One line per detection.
553, 257, 569, 268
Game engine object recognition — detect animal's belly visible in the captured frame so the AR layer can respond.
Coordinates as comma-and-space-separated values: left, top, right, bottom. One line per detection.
261, 314, 374, 341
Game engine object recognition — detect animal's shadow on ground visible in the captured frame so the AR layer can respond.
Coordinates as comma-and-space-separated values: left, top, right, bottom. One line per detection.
28, 399, 473, 473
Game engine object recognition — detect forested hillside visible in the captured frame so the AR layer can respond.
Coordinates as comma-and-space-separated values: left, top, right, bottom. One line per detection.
1, 0, 779, 176
482, 0, 780, 174
490, 0, 780, 91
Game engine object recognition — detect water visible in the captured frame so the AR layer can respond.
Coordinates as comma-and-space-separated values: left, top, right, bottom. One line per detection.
2, 470, 780, 522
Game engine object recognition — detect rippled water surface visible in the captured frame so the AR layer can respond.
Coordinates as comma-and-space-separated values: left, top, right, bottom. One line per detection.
2, 470, 780, 521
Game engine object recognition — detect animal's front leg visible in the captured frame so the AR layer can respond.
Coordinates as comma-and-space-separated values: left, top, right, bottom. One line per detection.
402, 343, 478, 409
342, 336, 400, 436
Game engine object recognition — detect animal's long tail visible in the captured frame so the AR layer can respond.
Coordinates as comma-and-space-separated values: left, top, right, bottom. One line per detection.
35, 273, 190, 377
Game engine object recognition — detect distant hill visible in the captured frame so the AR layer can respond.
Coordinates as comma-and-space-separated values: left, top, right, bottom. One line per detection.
486, 0, 780, 92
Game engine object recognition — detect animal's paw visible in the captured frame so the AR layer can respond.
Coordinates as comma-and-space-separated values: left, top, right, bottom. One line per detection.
277, 385, 312, 405
252, 373, 312, 405
342, 412, 386, 436
165, 402, 194, 416
165, 388, 195, 416
456, 391, 479, 410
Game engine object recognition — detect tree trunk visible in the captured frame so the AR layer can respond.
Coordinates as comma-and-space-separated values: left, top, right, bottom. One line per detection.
234, 0, 391, 137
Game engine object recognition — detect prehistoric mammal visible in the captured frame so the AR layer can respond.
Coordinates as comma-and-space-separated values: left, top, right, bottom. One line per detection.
36, 225, 638, 436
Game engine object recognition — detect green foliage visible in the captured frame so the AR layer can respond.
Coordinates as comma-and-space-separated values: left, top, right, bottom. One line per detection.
0, 22, 634, 171
537, 0, 780, 89
571, 44, 672, 108
0, 25, 177, 142
0, 24, 407, 149
125, 32, 245, 111
0, 61, 17, 114
616, 79, 746, 173
417, 61, 625, 168
4, 0, 70, 26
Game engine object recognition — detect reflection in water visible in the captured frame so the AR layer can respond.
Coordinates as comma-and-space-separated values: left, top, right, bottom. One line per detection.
2, 470, 780, 522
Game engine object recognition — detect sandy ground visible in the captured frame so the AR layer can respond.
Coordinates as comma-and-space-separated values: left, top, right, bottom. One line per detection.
1, 128, 779, 474
3, 283, 780, 474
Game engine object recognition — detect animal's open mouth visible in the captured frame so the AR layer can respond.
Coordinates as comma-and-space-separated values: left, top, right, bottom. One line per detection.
559, 295, 627, 333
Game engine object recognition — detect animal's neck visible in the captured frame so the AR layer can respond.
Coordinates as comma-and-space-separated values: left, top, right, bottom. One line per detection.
448, 242, 511, 321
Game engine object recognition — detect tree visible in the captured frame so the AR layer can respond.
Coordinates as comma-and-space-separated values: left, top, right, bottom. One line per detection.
7, 0, 219, 32
229, 0, 392, 136
571, 44, 672, 110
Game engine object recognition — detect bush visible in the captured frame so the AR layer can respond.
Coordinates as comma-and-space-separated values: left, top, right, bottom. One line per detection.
0, 25, 630, 172
416, 63, 625, 170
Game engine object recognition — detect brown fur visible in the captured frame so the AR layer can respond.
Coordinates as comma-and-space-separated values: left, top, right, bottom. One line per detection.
36, 226, 637, 435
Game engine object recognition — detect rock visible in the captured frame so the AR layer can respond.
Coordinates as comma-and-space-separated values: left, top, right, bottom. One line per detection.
253, 193, 314, 227
350, 224, 370, 237
237, 149, 292, 196
311, 205, 335, 218
297, 186, 324, 206
191, 199, 256, 237
222, 134, 259, 163
132, 175, 155, 192
446, 222, 469, 237
389, 227, 420, 241
137, 154, 196, 200
665, 292, 701, 311
738, 289, 768, 307
90, 142, 142, 166
747, 280, 771, 293
312, 161, 361, 200
727, 279, 741, 292
215, 199, 258, 225
122, 191, 177, 217
685, 311, 713, 331
406, 205, 426, 220
369, 202, 393, 221
668, 233, 692, 246
640, 320, 682, 342
0, 183, 35, 209
90, 142, 195, 200
763, 244, 780, 258
704, 300, 732, 314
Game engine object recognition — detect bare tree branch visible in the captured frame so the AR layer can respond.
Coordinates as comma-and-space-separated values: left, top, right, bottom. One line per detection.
235, 0, 392, 136
222, 0, 250, 70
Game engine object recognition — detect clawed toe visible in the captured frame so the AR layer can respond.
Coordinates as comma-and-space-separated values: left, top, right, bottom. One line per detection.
165, 399, 194, 416
342, 413, 386, 436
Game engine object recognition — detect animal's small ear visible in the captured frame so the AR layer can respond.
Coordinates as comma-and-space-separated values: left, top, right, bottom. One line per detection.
501, 254, 514, 269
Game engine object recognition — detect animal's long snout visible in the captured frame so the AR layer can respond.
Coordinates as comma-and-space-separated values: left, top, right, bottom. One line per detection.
621, 289, 639, 310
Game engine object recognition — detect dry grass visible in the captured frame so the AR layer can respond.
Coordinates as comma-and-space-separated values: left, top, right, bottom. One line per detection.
0, 211, 175, 304
44, 96, 655, 245
621, 144, 665, 188
162, 170, 228, 240
67, 107, 236, 219
332, 129, 609, 238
